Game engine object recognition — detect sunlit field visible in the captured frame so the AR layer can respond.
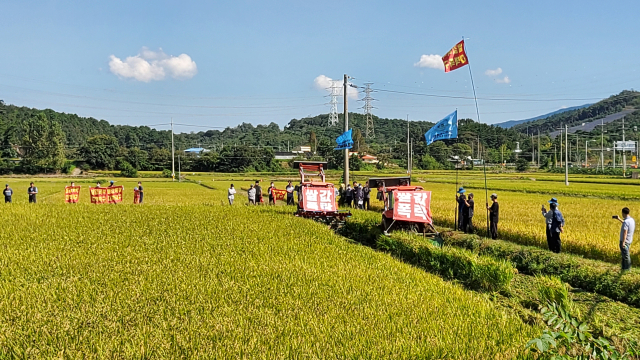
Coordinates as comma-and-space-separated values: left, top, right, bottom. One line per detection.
0, 176, 535, 358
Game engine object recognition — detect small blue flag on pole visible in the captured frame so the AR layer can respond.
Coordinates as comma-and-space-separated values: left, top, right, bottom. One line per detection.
424, 110, 458, 145
334, 129, 354, 150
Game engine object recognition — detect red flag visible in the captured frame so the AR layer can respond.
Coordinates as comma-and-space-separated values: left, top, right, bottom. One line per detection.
442, 40, 469, 73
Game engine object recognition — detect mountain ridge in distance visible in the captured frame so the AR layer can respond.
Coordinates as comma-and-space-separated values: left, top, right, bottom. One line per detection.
495, 104, 592, 129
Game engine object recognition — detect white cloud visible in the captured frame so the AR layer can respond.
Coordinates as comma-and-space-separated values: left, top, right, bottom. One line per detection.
484, 68, 503, 76
495, 76, 511, 84
413, 54, 444, 70
108, 47, 197, 82
314, 75, 358, 99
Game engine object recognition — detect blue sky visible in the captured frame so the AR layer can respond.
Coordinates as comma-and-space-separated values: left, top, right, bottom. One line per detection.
1, 0, 638, 133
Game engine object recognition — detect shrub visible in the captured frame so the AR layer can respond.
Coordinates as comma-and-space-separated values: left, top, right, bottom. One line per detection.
515, 158, 530, 172
120, 161, 138, 178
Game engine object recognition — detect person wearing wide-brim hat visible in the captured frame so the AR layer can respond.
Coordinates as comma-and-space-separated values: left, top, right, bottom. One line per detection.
486, 193, 499, 239
541, 197, 565, 253
456, 187, 468, 231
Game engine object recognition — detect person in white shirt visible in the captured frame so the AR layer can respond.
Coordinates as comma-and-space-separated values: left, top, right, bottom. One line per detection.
228, 184, 236, 205
614, 207, 635, 271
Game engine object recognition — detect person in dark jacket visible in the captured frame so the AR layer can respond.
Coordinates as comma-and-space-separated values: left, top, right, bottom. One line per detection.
542, 197, 565, 253
137, 181, 144, 204
28, 182, 38, 203
464, 193, 475, 233
487, 193, 499, 239
354, 182, 364, 209
456, 187, 468, 231
363, 184, 371, 210
345, 184, 353, 208
3, 184, 13, 203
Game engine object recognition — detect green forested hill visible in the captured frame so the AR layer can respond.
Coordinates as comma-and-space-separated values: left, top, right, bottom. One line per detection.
511, 90, 640, 134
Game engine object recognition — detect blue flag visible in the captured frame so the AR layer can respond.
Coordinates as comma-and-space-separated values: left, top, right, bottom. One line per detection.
334, 129, 353, 150
424, 110, 458, 145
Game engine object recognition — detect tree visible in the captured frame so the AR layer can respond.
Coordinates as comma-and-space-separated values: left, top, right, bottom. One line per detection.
120, 161, 138, 177
21, 113, 66, 172
352, 128, 367, 153
427, 141, 450, 165
418, 154, 443, 170
349, 154, 363, 171
126, 147, 150, 170
79, 135, 120, 170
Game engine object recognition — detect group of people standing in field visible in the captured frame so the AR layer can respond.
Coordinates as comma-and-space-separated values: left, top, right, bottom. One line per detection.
455, 187, 635, 271
227, 181, 279, 206
2, 182, 38, 203
2, 181, 145, 204
340, 182, 371, 210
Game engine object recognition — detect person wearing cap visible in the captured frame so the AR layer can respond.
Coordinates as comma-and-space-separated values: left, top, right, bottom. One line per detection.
541, 197, 564, 253
456, 187, 468, 231
27, 182, 38, 203
613, 207, 635, 271
3, 184, 13, 203
487, 193, 499, 239
248, 184, 256, 205
109, 180, 115, 187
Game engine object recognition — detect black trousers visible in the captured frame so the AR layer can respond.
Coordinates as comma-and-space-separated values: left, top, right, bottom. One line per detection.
346, 197, 352, 207
466, 217, 473, 233
547, 229, 561, 253
461, 215, 470, 233
363, 198, 370, 210
490, 220, 498, 239
287, 195, 294, 205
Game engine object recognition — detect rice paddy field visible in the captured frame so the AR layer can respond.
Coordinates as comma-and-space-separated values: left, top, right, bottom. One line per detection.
0, 177, 536, 358
185, 170, 640, 265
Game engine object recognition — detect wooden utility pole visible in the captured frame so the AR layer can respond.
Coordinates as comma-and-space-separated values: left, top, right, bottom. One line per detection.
565, 124, 569, 186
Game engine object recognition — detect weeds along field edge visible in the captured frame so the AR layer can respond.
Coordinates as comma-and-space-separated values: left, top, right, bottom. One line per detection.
0, 201, 535, 358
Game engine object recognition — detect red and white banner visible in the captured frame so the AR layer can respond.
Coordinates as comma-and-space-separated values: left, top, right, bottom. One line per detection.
90, 186, 124, 204
302, 187, 336, 212
393, 191, 432, 223
65, 186, 81, 203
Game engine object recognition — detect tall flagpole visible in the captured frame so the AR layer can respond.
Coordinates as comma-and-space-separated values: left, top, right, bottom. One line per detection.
463, 36, 490, 237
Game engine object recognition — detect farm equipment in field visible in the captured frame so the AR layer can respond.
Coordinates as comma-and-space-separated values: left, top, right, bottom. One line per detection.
293, 161, 351, 227
368, 176, 438, 238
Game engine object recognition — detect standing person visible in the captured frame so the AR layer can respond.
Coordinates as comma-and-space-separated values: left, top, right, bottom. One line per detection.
254, 181, 262, 205
3, 184, 13, 203
248, 184, 256, 205
464, 193, 475, 233
487, 193, 499, 239
137, 181, 144, 204
363, 184, 371, 210
109, 180, 115, 187
228, 184, 236, 205
614, 207, 635, 271
286, 181, 294, 206
541, 198, 564, 253
96, 181, 101, 188
345, 184, 353, 208
354, 182, 364, 209
268, 182, 276, 205
456, 187, 468, 231
28, 182, 38, 203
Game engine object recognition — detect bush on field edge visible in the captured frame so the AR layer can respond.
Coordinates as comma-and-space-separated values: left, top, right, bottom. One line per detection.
440, 231, 640, 308
339, 218, 515, 293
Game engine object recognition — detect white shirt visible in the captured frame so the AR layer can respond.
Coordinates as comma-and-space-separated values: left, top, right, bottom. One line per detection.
228, 188, 236, 199
620, 216, 635, 245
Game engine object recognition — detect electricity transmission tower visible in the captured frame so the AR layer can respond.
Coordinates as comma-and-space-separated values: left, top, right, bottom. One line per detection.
328, 80, 340, 126
362, 83, 375, 139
